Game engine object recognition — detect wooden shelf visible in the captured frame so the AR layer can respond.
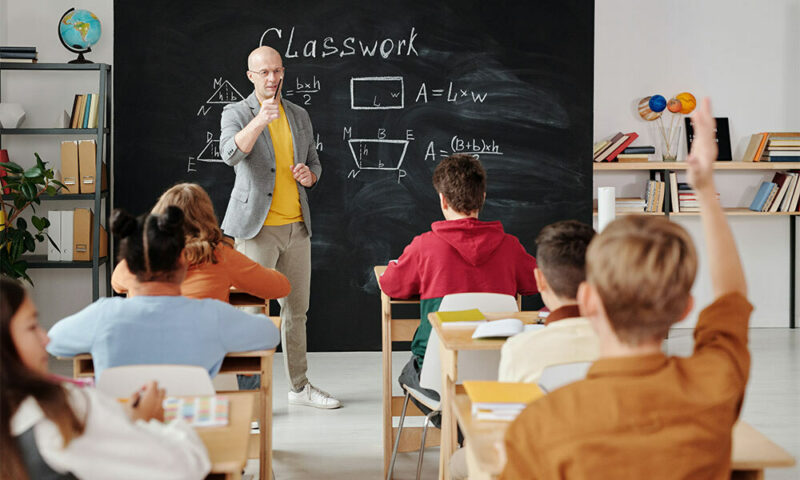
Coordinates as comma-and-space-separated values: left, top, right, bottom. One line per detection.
2, 191, 107, 201
594, 207, 800, 217
594, 162, 800, 171
0, 128, 109, 135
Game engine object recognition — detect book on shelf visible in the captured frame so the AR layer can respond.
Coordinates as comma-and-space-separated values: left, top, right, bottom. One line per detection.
594, 132, 624, 162
0, 46, 37, 53
0, 51, 37, 59
593, 140, 610, 157
622, 146, 655, 154
604, 132, 639, 162
616, 153, 649, 163
615, 197, 646, 213
780, 173, 798, 212
0, 58, 37, 63
82, 94, 92, 129
788, 173, 800, 212
162, 395, 229, 427
768, 173, 791, 213
762, 183, 780, 212
669, 172, 679, 213
463, 381, 545, 421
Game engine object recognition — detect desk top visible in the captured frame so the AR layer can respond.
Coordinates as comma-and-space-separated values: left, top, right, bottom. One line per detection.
429, 311, 540, 351
192, 391, 255, 474
453, 394, 796, 476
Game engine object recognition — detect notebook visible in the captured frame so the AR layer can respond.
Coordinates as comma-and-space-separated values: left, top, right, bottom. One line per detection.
163, 395, 229, 427
435, 309, 487, 327
463, 381, 545, 421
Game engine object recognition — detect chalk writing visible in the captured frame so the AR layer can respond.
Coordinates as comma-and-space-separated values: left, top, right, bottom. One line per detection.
424, 136, 503, 161
283, 75, 321, 105
415, 82, 488, 104
260, 26, 419, 59
350, 77, 404, 110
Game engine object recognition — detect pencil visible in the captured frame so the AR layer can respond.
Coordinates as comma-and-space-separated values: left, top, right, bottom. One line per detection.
273, 77, 282, 100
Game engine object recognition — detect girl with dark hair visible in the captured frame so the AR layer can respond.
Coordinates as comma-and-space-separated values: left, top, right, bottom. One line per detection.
46, 207, 280, 380
0, 276, 210, 479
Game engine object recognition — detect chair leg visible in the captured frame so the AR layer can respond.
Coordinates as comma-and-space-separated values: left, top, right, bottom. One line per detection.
416, 410, 438, 480
387, 391, 410, 480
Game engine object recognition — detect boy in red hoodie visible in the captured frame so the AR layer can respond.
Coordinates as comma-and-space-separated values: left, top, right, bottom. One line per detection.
379, 154, 538, 408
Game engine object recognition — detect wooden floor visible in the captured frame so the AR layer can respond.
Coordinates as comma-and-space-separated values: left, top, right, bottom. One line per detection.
50, 328, 800, 479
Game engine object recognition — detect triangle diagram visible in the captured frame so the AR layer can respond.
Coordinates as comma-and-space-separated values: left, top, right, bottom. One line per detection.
207, 80, 244, 104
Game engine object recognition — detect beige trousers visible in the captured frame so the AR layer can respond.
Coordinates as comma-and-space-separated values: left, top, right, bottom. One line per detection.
236, 222, 310, 392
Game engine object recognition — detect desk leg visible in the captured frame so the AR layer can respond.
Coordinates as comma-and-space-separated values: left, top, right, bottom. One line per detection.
439, 346, 458, 480
381, 294, 393, 477
260, 355, 273, 480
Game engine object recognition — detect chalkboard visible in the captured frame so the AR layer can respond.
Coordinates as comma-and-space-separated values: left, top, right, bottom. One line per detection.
114, 0, 594, 351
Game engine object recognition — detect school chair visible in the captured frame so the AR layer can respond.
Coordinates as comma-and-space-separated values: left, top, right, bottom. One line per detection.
388, 292, 519, 480
537, 361, 592, 393
96, 364, 215, 397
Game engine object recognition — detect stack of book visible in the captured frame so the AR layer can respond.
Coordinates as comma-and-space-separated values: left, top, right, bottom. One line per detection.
749, 172, 800, 212
645, 177, 666, 213
741, 133, 800, 162
767, 137, 800, 162
616, 146, 656, 163
593, 132, 639, 162
615, 197, 647, 213
463, 381, 544, 421
69, 94, 100, 129
677, 183, 699, 212
0, 46, 37, 63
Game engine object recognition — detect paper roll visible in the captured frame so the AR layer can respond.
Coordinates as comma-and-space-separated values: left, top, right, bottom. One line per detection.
598, 187, 616, 232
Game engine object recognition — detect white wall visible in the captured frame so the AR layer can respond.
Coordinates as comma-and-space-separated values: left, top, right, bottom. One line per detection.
595, 0, 800, 327
1, 0, 113, 328
4, 1, 799, 328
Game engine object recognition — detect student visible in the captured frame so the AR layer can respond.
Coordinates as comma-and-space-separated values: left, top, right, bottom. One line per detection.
47, 207, 280, 381
379, 154, 538, 406
1, 276, 211, 480
501, 99, 751, 479
112, 183, 291, 303
498, 220, 599, 383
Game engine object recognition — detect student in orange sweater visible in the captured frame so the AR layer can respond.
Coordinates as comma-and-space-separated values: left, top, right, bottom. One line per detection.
501, 98, 751, 479
112, 183, 290, 302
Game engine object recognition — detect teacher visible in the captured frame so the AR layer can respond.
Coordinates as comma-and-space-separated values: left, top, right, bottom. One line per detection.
220, 46, 340, 409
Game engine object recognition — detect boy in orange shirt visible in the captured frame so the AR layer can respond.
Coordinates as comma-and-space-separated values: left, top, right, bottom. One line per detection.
501, 98, 751, 479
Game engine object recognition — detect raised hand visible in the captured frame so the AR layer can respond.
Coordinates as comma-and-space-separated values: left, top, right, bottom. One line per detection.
686, 97, 717, 193
257, 97, 280, 125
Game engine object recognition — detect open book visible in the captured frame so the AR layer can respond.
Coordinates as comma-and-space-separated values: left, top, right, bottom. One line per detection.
472, 318, 544, 339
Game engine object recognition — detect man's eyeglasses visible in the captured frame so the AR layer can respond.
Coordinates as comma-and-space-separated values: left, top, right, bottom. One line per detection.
248, 67, 285, 77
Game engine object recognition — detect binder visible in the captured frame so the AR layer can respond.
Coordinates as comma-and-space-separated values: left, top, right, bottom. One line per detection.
73, 208, 108, 261
47, 210, 61, 261
60, 141, 80, 194
78, 140, 106, 193
60, 210, 74, 261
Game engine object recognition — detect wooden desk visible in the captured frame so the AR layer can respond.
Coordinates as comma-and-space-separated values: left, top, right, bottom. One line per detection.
195, 392, 255, 480
429, 312, 539, 480
453, 394, 796, 480
229, 288, 282, 330
67, 350, 275, 480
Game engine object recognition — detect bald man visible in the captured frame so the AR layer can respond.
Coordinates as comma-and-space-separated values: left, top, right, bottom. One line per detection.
220, 47, 339, 409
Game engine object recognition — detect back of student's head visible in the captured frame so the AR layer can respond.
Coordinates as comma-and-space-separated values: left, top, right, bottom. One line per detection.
586, 216, 697, 345
432, 154, 486, 214
111, 206, 186, 283
535, 220, 595, 299
151, 183, 224, 265
0, 276, 85, 479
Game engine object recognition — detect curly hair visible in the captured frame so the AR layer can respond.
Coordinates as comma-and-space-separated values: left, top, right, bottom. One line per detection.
432, 154, 486, 214
151, 183, 226, 266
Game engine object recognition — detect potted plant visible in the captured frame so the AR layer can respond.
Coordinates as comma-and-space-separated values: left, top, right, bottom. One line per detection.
0, 153, 65, 282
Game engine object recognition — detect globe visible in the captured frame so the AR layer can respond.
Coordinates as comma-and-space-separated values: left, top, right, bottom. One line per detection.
58, 8, 102, 63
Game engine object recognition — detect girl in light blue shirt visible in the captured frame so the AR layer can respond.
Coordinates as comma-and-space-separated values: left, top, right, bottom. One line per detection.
47, 206, 280, 381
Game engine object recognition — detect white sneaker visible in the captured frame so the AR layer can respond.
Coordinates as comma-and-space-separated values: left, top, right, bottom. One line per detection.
288, 384, 342, 409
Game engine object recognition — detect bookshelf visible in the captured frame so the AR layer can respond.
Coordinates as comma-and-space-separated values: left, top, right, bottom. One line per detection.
594, 160, 797, 328
0, 63, 112, 301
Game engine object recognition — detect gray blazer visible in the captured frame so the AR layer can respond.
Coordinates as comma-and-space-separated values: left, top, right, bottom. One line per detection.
219, 93, 322, 239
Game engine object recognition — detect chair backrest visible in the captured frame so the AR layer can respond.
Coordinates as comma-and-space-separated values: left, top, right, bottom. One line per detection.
96, 365, 215, 398
418, 293, 520, 393
438, 292, 519, 313
537, 361, 592, 393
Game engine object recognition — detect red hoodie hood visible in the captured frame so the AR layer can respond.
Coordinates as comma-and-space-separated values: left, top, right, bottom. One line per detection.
431, 217, 506, 267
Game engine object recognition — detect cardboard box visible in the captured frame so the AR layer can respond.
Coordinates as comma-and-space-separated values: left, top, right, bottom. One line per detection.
60, 141, 80, 194
72, 208, 107, 261
77, 140, 107, 193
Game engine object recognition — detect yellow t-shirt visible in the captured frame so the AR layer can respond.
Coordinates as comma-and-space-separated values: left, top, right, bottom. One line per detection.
264, 102, 303, 226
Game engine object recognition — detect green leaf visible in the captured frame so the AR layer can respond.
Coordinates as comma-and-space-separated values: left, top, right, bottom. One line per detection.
31, 216, 45, 230
35, 153, 45, 170
24, 235, 35, 252
23, 167, 43, 178
51, 180, 66, 190
1, 162, 24, 174
35, 234, 43, 242
46, 233, 60, 252
13, 196, 25, 209
20, 183, 35, 200
16, 217, 27, 230
41, 217, 50, 228
45, 186, 57, 196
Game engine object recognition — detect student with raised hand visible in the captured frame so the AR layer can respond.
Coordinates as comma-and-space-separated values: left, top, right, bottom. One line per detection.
498, 220, 599, 384
1, 276, 210, 480
112, 183, 291, 302
501, 98, 751, 479
47, 206, 280, 381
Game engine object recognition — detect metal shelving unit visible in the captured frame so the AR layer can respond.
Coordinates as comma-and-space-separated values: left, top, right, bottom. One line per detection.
1, 62, 112, 300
